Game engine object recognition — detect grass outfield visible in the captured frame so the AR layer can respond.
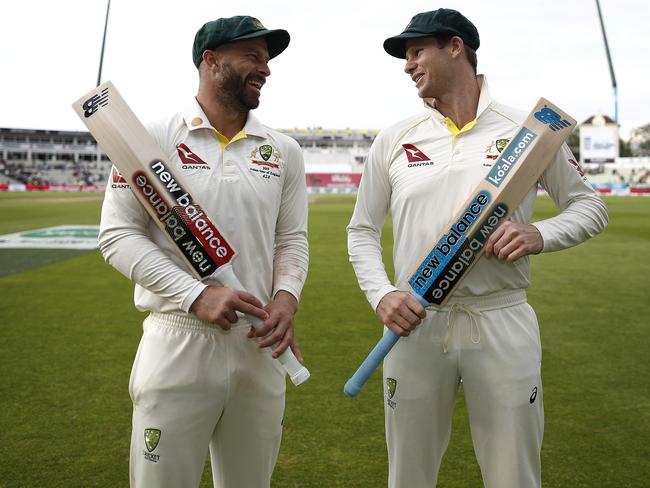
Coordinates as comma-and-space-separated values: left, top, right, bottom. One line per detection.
0, 192, 649, 487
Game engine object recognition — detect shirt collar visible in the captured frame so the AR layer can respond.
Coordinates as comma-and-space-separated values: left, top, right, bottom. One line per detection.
181, 98, 268, 138
424, 74, 493, 121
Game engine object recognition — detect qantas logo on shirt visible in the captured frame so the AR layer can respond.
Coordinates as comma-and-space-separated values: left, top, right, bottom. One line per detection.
176, 143, 209, 169
403, 143, 436, 167
402, 144, 430, 162
111, 167, 129, 189
112, 167, 126, 183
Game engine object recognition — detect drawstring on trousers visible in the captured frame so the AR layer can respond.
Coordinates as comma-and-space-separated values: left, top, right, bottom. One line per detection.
440, 303, 483, 353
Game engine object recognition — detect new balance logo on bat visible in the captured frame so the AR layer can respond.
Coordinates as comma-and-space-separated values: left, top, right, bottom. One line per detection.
82, 87, 109, 118
130, 168, 234, 276
534, 107, 571, 132
414, 202, 509, 305
409, 191, 492, 295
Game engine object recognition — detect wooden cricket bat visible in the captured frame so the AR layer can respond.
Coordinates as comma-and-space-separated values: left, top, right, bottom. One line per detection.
72, 81, 310, 386
344, 98, 576, 397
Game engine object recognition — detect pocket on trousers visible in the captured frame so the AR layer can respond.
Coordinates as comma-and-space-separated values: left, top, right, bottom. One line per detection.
128, 334, 147, 405
128, 324, 184, 408
521, 302, 542, 362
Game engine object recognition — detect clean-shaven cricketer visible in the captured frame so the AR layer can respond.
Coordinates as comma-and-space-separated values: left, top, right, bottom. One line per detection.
98, 16, 308, 488
347, 8, 608, 488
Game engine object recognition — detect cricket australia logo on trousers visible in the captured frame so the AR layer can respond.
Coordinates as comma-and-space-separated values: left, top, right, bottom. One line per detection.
386, 378, 397, 409
143, 428, 161, 463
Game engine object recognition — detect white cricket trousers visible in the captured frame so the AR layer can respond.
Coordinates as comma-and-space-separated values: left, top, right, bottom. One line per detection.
383, 290, 543, 488
129, 312, 286, 488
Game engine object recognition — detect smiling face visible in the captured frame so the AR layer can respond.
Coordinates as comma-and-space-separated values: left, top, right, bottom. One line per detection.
403, 36, 454, 100
212, 38, 271, 112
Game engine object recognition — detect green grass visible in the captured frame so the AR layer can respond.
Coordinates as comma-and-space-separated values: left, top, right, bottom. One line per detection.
0, 193, 648, 487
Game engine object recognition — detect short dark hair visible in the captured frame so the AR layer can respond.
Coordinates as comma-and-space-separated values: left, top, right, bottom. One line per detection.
433, 35, 477, 74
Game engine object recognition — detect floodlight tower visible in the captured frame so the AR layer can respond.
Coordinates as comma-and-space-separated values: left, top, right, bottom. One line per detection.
595, 0, 618, 123
97, 0, 112, 87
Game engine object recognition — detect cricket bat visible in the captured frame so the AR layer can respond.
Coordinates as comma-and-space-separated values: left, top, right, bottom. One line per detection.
72, 81, 310, 386
344, 98, 576, 397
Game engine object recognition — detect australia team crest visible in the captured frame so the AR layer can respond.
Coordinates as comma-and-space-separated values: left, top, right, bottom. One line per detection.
249, 144, 283, 181
483, 138, 511, 165
142, 428, 162, 463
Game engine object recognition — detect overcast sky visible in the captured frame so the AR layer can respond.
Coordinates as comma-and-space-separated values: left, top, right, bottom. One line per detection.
1, 0, 647, 137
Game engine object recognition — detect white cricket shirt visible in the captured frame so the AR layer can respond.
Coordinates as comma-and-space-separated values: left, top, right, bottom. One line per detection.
348, 76, 608, 311
99, 99, 309, 314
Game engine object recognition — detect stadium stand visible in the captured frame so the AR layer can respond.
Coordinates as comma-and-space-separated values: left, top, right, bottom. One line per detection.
0, 127, 108, 190
1, 126, 648, 194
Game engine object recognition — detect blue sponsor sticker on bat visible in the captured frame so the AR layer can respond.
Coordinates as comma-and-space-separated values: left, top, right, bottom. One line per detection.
419, 203, 509, 305
409, 190, 492, 298
485, 128, 537, 187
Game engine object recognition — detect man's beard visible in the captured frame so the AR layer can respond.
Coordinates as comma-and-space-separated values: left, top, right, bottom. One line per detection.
216, 63, 260, 113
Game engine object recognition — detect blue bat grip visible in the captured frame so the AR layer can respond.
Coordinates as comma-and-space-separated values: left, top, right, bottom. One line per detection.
344, 292, 429, 397
343, 330, 400, 397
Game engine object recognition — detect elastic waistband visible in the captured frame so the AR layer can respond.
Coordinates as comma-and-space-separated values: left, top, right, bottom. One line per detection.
431, 289, 527, 312
145, 312, 250, 333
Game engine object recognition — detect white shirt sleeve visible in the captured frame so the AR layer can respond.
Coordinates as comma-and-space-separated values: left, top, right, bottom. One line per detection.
98, 167, 207, 312
534, 144, 609, 252
272, 140, 309, 302
347, 133, 399, 311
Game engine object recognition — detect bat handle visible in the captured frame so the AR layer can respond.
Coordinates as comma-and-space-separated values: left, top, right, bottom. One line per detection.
245, 314, 310, 386
344, 330, 399, 397
210, 265, 310, 386
344, 292, 428, 397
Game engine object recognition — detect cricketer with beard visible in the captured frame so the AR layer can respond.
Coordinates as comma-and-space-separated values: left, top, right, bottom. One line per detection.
97, 15, 309, 488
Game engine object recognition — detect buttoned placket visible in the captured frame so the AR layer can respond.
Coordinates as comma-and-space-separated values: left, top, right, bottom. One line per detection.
451, 134, 463, 164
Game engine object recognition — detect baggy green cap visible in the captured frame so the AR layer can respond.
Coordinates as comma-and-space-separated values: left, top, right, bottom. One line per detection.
192, 16, 290, 67
383, 8, 480, 59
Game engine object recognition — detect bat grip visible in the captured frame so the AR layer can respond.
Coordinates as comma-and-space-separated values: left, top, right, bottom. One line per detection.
245, 314, 310, 386
210, 266, 310, 386
344, 330, 399, 397
344, 292, 429, 397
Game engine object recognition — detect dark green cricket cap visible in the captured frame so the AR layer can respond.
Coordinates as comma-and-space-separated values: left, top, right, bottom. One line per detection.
192, 16, 290, 67
383, 8, 480, 58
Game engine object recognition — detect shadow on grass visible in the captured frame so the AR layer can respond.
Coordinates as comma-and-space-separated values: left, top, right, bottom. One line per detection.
0, 249, 94, 277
